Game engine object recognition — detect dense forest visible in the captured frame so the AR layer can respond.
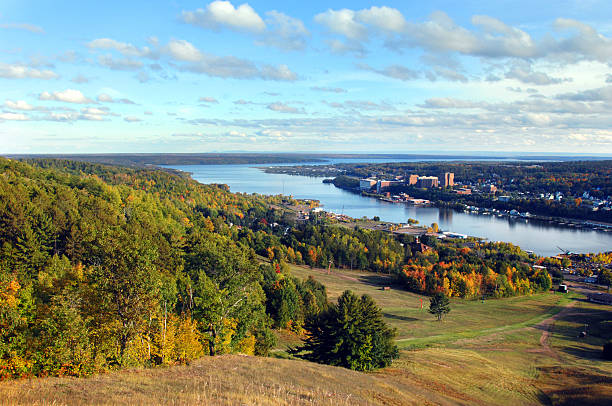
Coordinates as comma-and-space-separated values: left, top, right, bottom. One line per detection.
0, 158, 328, 377
0, 158, 556, 378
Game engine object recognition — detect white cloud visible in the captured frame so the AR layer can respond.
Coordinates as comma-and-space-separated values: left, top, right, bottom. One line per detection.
0, 23, 44, 33
124, 116, 142, 122
87, 38, 151, 57
97, 93, 135, 104
421, 98, 483, 109
0, 112, 29, 121
234, 99, 255, 105
430, 67, 468, 83
553, 18, 612, 63
326, 100, 396, 111
71, 74, 90, 84
79, 107, 111, 121
98, 54, 143, 71
183, 4, 307, 51
505, 63, 570, 85
356, 6, 406, 33
359, 64, 420, 81
199, 96, 219, 103
314, 8, 612, 63
313, 6, 406, 54
166, 39, 297, 81
556, 86, 612, 102
182, 1, 266, 33
258, 10, 309, 51
5, 100, 34, 111
0, 63, 58, 79
315, 9, 366, 40
81, 107, 110, 115
260, 64, 297, 81
166, 39, 204, 62
267, 102, 303, 113
39, 89, 93, 104
324, 39, 365, 55
311, 86, 347, 93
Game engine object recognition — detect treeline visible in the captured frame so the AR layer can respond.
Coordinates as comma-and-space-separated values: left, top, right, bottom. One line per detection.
399, 239, 552, 298
14, 153, 326, 167
0, 158, 324, 378
237, 224, 405, 273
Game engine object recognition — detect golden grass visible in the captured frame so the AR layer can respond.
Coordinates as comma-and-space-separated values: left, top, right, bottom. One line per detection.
0, 354, 447, 406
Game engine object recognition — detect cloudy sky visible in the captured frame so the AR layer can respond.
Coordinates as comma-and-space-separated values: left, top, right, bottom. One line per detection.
1, 0, 612, 154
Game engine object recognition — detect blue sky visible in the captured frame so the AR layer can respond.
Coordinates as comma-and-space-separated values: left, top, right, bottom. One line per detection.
1, 0, 612, 154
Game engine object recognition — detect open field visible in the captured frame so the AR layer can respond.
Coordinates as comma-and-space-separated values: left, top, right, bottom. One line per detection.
1, 265, 610, 405
287, 264, 612, 404
288, 264, 573, 345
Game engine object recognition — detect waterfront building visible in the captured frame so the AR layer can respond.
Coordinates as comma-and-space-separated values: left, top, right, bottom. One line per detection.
408, 174, 419, 185
359, 178, 377, 191
442, 172, 454, 188
417, 176, 439, 188
376, 180, 391, 193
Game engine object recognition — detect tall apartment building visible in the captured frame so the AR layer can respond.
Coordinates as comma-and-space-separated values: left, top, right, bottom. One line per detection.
417, 176, 439, 188
443, 172, 454, 188
408, 174, 419, 185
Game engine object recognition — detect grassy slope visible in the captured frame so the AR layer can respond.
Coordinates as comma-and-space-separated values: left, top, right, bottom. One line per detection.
288, 264, 571, 345
1, 265, 610, 405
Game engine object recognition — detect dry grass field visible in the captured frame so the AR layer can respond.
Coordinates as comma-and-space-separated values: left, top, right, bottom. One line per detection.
1, 264, 610, 405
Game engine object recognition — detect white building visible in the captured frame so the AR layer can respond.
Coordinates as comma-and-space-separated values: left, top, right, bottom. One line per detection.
359, 178, 377, 191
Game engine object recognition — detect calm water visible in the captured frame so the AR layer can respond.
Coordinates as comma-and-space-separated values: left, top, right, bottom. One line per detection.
168, 160, 612, 257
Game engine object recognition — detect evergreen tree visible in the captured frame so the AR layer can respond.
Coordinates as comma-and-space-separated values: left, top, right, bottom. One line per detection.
429, 292, 451, 321
290, 290, 398, 371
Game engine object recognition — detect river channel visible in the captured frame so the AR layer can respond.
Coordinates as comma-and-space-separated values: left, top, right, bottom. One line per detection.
168, 160, 612, 257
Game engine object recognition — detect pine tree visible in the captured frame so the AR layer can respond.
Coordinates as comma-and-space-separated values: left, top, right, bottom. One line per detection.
290, 290, 398, 371
429, 292, 451, 321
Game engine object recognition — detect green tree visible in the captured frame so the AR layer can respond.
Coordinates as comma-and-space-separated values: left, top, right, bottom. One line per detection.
290, 290, 398, 371
429, 292, 451, 321
90, 227, 160, 363
186, 234, 266, 356
598, 269, 612, 287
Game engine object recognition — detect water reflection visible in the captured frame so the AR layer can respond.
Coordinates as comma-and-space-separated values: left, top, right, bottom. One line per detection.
438, 208, 453, 223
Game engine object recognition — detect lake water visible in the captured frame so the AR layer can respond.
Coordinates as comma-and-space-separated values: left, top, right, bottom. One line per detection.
167, 160, 612, 257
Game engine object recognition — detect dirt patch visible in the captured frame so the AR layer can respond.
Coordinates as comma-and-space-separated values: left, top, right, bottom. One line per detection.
295, 264, 361, 282
527, 301, 578, 360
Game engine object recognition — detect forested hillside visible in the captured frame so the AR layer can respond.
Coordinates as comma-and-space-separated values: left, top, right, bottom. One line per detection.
0, 158, 555, 379
0, 158, 327, 378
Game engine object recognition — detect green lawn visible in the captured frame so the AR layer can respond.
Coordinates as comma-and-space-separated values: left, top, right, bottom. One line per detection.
289, 264, 570, 344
